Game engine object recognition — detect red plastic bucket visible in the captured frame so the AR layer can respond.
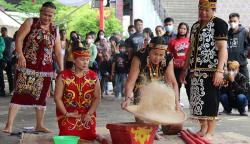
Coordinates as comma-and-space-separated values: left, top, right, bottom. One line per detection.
106, 122, 158, 144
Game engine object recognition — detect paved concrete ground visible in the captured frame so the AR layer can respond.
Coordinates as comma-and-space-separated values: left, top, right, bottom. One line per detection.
1, 50, 250, 144
0, 85, 250, 144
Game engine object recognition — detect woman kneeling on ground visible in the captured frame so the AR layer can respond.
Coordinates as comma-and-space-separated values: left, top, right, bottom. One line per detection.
121, 37, 182, 139
54, 48, 101, 141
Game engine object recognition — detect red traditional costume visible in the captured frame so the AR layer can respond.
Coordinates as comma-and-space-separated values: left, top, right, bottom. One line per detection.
56, 69, 98, 140
11, 18, 56, 109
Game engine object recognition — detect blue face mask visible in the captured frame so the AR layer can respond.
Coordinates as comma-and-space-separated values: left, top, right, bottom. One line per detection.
165, 25, 174, 33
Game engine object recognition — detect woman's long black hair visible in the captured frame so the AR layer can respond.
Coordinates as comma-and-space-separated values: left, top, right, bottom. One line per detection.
143, 27, 154, 39
94, 30, 105, 43
177, 22, 189, 38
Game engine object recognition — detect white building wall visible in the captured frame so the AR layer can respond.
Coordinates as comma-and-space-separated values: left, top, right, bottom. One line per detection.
133, 0, 162, 32
216, 0, 250, 28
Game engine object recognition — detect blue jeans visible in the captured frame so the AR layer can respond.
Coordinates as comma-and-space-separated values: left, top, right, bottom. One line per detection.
220, 93, 248, 114
101, 77, 108, 95
114, 73, 127, 98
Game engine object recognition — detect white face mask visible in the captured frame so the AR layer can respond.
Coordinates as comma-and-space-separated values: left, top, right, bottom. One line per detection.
99, 35, 104, 40
86, 38, 93, 44
228, 70, 237, 76
129, 31, 135, 36
165, 25, 174, 33
230, 22, 238, 29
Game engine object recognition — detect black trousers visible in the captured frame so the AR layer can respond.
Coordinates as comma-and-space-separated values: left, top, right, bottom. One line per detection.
174, 68, 191, 101
240, 65, 249, 79
5, 60, 14, 92
240, 65, 250, 107
0, 60, 14, 95
0, 65, 4, 95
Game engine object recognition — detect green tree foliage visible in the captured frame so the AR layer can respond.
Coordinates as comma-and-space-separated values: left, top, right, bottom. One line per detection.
56, 4, 122, 37
15, 0, 51, 13
104, 12, 123, 36
0, 0, 122, 37
0, 0, 53, 13
0, 0, 15, 10
56, 4, 99, 37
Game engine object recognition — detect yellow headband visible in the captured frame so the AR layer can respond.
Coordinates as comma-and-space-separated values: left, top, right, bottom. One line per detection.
199, 0, 216, 9
149, 43, 168, 50
73, 50, 90, 58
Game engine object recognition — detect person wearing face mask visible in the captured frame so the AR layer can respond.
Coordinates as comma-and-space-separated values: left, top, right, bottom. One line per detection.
125, 25, 135, 63
111, 41, 129, 99
125, 25, 135, 46
88, 31, 97, 41
94, 30, 111, 65
65, 31, 82, 69
85, 33, 97, 70
220, 61, 248, 116
143, 28, 154, 49
128, 25, 136, 36
227, 13, 250, 79
109, 35, 119, 55
99, 34, 104, 40
163, 17, 177, 45
99, 52, 112, 97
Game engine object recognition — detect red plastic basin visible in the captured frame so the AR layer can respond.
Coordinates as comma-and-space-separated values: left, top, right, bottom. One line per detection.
106, 122, 158, 144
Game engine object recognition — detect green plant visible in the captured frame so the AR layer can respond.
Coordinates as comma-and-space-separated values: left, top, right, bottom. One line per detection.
0, 0, 122, 37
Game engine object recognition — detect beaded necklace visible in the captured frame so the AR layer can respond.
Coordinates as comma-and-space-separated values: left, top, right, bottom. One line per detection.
148, 62, 159, 81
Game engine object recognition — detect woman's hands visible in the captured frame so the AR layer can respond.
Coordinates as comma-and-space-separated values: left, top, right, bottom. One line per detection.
65, 111, 81, 118
82, 113, 95, 129
175, 102, 181, 111
121, 98, 132, 109
64, 111, 95, 129
17, 54, 26, 68
179, 70, 187, 84
213, 71, 224, 87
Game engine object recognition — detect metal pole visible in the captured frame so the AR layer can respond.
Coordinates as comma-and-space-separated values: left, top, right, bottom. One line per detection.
99, 0, 104, 30
129, 0, 133, 25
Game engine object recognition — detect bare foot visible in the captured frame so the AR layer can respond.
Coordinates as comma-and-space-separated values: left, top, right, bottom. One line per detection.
2, 128, 12, 134
196, 130, 206, 137
35, 126, 53, 133
96, 134, 112, 144
196, 125, 208, 137
154, 133, 162, 140
96, 134, 105, 142
2, 125, 12, 134
204, 133, 213, 142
